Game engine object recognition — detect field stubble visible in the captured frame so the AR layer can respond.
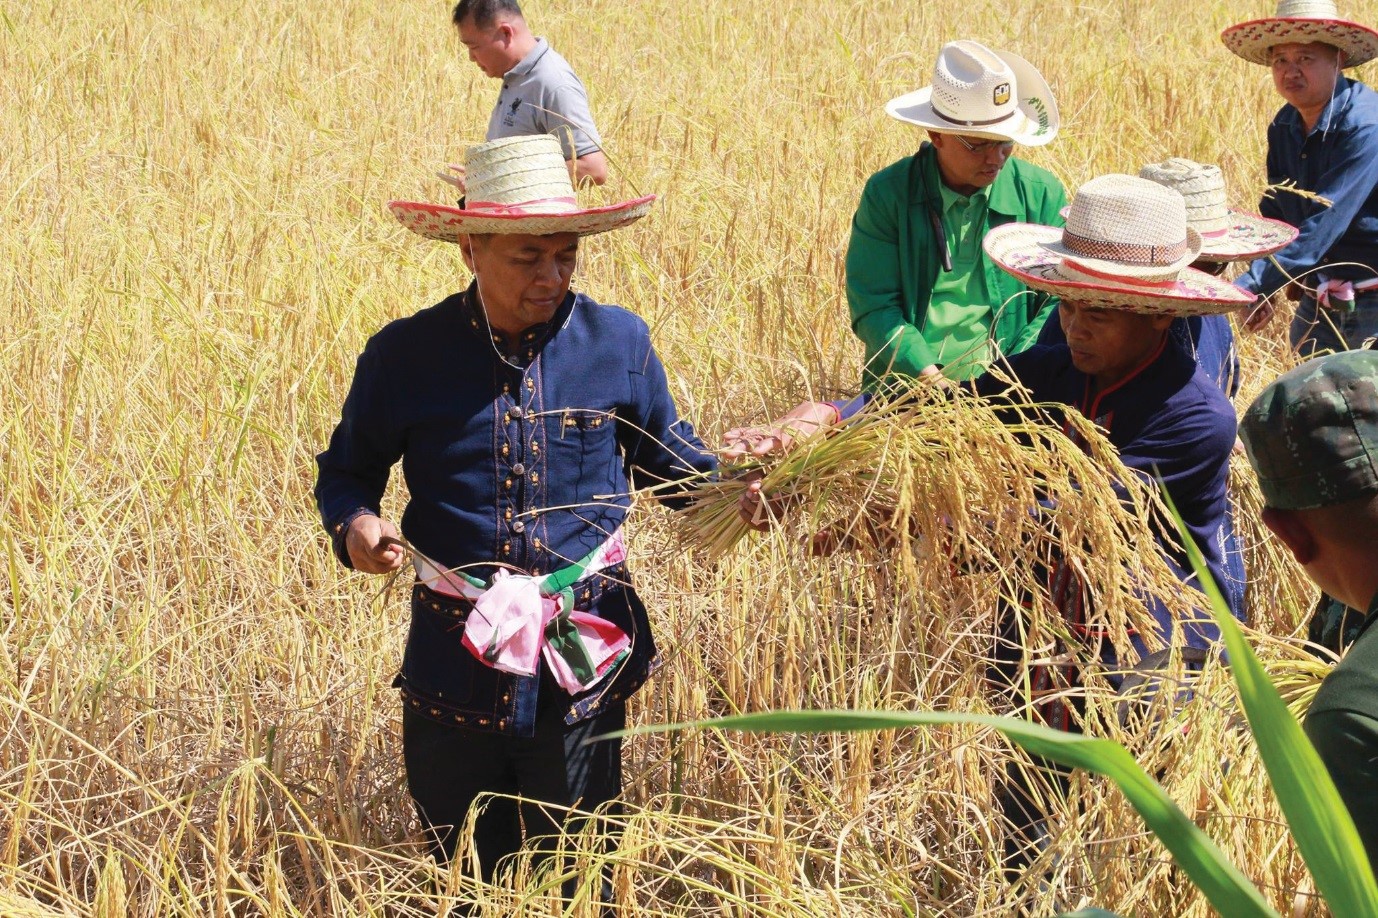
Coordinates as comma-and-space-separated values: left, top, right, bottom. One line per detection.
1, 0, 1366, 913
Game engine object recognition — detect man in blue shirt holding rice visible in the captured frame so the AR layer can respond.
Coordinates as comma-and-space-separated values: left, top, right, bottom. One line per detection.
1225, 0, 1378, 654
317, 135, 714, 881
729, 174, 1253, 872
1223, 0, 1378, 354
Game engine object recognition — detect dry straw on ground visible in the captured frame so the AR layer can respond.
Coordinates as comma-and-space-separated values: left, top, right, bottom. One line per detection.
0, 0, 1361, 913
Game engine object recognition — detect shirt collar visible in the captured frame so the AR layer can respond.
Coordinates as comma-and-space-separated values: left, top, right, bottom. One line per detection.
1078, 330, 1194, 418
986, 156, 1031, 217
1279, 75, 1355, 138
938, 175, 989, 213
506, 37, 549, 79
1360, 590, 1378, 640
919, 143, 1025, 218
459, 281, 573, 361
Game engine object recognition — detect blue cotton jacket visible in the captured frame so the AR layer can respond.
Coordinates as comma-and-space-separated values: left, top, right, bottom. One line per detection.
1035, 312, 1246, 618
1237, 76, 1378, 297
315, 286, 716, 736
973, 338, 1242, 652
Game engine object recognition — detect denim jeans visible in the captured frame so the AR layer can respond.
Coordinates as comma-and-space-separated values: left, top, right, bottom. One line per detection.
1290, 290, 1378, 356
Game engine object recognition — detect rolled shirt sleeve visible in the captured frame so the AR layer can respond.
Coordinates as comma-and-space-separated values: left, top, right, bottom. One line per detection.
547, 85, 602, 159
1237, 84, 1378, 297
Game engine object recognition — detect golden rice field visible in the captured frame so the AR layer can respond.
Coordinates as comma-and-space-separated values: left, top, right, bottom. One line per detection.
2, 0, 1372, 913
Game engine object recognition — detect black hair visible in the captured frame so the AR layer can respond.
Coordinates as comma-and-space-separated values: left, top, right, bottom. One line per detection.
452, 0, 523, 29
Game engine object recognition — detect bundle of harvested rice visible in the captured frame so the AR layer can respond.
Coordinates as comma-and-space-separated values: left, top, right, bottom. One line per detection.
676, 378, 1213, 677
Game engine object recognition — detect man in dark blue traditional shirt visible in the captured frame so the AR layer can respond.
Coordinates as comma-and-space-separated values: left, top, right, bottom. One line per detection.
736, 174, 1252, 646
1222, 0, 1378, 354
316, 135, 715, 879
1036, 157, 1299, 619
728, 174, 1254, 872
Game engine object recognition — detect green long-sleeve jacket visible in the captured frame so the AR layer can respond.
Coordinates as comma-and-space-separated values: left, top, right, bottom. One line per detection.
846, 143, 1068, 389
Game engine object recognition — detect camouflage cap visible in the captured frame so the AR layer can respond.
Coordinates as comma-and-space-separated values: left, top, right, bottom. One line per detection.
1240, 350, 1378, 510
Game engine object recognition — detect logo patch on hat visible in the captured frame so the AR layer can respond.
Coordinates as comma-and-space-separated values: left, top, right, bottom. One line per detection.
993, 82, 1011, 106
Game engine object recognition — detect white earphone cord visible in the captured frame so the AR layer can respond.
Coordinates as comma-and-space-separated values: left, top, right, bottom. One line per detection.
465, 239, 582, 374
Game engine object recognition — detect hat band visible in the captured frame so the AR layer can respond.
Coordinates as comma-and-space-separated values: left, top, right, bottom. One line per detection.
1058, 258, 1181, 289
1062, 230, 1190, 266
931, 105, 1014, 128
466, 195, 579, 215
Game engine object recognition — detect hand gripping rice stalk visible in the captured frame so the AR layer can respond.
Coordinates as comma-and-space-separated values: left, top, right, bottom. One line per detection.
678, 379, 1210, 680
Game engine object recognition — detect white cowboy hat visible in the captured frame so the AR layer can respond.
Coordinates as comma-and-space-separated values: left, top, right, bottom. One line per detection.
1136, 158, 1299, 263
983, 174, 1258, 317
885, 40, 1059, 146
389, 135, 653, 242
1222, 0, 1378, 67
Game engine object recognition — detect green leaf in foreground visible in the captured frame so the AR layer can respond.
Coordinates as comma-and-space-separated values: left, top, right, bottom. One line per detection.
1165, 490, 1378, 917
614, 708, 1276, 917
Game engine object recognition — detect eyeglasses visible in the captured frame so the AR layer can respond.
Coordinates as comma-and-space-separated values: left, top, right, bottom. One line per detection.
953, 135, 1016, 156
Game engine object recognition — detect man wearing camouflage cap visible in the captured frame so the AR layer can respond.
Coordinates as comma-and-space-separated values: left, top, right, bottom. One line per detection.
1239, 348, 1378, 860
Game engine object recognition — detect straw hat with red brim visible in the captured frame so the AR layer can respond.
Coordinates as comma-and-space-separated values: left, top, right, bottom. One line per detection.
1222, 0, 1378, 67
1136, 158, 1298, 263
389, 135, 653, 242
983, 174, 1258, 317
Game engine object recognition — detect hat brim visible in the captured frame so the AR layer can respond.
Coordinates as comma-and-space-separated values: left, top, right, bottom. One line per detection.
885, 49, 1059, 146
388, 196, 655, 243
983, 223, 1256, 317
1056, 204, 1300, 262
1221, 17, 1378, 67
1194, 209, 1300, 262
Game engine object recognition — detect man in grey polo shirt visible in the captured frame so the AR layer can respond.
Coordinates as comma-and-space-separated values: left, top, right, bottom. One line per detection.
448, 0, 608, 187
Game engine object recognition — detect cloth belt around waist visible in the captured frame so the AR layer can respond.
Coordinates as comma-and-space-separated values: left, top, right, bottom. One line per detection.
1317, 275, 1378, 311
412, 528, 630, 695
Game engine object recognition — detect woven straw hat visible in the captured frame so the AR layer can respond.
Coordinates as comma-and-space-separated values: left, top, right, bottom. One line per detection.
983, 174, 1257, 317
885, 40, 1059, 146
389, 135, 653, 242
1222, 0, 1378, 67
1137, 158, 1298, 263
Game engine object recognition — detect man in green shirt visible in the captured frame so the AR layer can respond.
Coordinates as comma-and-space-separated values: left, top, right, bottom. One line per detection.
1239, 348, 1378, 862
848, 40, 1066, 387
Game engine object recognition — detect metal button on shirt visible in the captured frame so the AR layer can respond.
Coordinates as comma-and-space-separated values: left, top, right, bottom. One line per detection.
512, 520, 526, 534
512, 462, 526, 476
510, 406, 524, 419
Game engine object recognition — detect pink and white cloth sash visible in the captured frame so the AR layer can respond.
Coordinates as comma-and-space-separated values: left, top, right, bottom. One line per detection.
413, 529, 630, 694
1316, 275, 1378, 311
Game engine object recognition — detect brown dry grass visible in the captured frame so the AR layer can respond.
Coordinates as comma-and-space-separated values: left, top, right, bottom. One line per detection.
2, 0, 1364, 913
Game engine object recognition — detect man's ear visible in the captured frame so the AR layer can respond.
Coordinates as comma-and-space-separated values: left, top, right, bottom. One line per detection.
459, 234, 477, 271
1261, 506, 1318, 565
